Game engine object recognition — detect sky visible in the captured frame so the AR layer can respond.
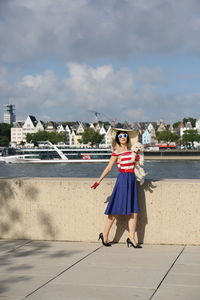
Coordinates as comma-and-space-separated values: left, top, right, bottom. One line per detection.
1, 0, 200, 124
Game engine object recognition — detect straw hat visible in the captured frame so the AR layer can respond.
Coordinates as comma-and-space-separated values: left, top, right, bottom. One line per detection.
111, 127, 138, 150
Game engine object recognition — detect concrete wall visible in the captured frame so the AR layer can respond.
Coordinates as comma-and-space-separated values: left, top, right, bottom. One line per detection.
0, 178, 199, 245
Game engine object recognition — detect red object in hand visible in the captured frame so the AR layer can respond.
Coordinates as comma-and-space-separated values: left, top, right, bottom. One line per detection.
91, 182, 99, 189
135, 154, 140, 161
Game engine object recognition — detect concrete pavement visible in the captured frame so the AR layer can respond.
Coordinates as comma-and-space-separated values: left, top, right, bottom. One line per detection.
0, 240, 199, 300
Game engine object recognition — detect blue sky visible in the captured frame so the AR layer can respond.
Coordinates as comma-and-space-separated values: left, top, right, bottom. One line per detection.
1, 0, 200, 124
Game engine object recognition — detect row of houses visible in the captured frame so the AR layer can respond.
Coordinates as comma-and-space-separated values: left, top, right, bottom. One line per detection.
10, 115, 200, 147
140, 119, 200, 145
11, 116, 113, 147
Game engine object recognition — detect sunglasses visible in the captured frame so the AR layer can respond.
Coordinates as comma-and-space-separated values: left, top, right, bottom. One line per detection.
118, 133, 128, 139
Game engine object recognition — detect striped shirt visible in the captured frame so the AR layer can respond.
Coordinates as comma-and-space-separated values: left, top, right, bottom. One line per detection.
112, 151, 139, 172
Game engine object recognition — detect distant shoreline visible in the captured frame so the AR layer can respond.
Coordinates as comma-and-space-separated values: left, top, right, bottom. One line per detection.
144, 156, 200, 160
144, 150, 200, 160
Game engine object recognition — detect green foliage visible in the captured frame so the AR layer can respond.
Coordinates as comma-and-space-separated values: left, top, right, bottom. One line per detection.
173, 121, 181, 128
182, 117, 196, 127
78, 128, 104, 146
0, 136, 9, 147
26, 131, 66, 145
0, 123, 11, 137
62, 121, 78, 127
101, 121, 110, 127
0, 123, 11, 146
156, 130, 179, 144
182, 130, 200, 148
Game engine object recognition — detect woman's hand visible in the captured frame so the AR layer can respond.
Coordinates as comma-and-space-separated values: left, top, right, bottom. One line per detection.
91, 182, 100, 189
90, 156, 117, 190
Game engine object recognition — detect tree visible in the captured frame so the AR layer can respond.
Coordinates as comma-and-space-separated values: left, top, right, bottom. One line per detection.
62, 121, 78, 127
0, 123, 11, 146
78, 128, 104, 146
182, 130, 200, 149
173, 121, 181, 128
156, 130, 179, 144
0, 136, 9, 147
26, 131, 66, 145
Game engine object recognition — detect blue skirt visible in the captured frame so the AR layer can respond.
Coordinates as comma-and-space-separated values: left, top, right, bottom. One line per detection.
105, 173, 139, 215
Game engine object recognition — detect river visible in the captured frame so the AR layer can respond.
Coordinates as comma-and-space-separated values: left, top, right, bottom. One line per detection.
0, 160, 200, 179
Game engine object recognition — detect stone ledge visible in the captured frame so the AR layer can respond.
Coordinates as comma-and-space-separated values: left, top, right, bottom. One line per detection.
0, 178, 200, 245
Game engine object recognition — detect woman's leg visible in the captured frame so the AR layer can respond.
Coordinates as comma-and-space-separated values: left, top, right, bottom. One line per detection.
103, 215, 116, 242
128, 213, 138, 244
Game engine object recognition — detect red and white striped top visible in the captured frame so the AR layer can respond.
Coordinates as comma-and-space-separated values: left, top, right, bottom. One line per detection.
112, 151, 138, 172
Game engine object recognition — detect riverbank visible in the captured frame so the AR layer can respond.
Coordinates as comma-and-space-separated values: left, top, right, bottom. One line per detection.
145, 155, 200, 160
144, 150, 200, 160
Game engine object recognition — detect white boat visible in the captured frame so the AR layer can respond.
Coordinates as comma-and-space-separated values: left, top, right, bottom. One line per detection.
3, 141, 111, 164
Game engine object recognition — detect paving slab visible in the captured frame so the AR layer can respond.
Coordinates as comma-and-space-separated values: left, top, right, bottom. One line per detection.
0, 241, 199, 300
85, 244, 183, 269
176, 245, 200, 265
152, 285, 200, 300
0, 240, 31, 254
26, 283, 154, 300
151, 246, 200, 300
0, 297, 23, 300
52, 244, 183, 290
0, 274, 52, 297
0, 241, 100, 298
163, 273, 200, 286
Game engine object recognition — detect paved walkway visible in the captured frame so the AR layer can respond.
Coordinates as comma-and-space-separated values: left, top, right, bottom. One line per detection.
0, 240, 199, 300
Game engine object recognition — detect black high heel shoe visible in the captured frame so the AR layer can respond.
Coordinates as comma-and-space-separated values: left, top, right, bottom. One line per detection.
98, 233, 112, 247
126, 238, 142, 248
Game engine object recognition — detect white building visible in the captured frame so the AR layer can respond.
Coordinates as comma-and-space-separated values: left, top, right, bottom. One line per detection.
76, 122, 85, 134
104, 126, 112, 147
179, 119, 200, 149
157, 119, 166, 132
180, 121, 193, 136
4, 104, 16, 124
35, 120, 44, 132
11, 122, 24, 146
195, 118, 200, 133
22, 115, 37, 141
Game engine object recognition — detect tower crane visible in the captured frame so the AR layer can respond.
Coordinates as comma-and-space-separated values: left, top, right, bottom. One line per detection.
88, 110, 101, 123
88, 110, 117, 126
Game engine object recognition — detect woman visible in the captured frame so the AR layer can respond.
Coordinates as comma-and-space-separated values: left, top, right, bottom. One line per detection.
91, 128, 142, 248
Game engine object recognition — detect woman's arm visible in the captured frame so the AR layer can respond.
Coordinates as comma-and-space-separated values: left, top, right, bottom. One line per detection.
97, 155, 118, 183
91, 155, 118, 188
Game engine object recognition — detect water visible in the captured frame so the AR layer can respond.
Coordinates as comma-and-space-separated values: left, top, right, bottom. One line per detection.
0, 160, 200, 179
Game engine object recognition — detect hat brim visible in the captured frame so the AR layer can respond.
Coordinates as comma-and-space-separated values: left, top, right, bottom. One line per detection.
111, 127, 138, 149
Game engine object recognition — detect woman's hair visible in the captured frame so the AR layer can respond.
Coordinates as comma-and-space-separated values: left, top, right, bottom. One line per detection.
115, 131, 129, 145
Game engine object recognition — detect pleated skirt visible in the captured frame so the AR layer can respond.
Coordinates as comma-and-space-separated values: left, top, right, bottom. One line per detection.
105, 172, 139, 215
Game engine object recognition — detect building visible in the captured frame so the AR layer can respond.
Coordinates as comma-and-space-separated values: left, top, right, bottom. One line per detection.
195, 118, 200, 133
142, 129, 152, 145
157, 119, 166, 132
45, 121, 57, 132
35, 120, 45, 132
22, 115, 37, 141
10, 122, 24, 147
3, 104, 16, 124
10, 116, 114, 148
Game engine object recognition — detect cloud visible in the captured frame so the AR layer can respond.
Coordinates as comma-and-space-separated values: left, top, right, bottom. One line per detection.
125, 108, 148, 122
1, 62, 200, 123
1, 0, 200, 65
0, 63, 136, 121
137, 66, 166, 85
65, 62, 135, 109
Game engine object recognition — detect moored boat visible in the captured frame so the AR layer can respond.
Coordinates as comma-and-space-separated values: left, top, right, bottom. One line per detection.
2, 141, 111, 163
